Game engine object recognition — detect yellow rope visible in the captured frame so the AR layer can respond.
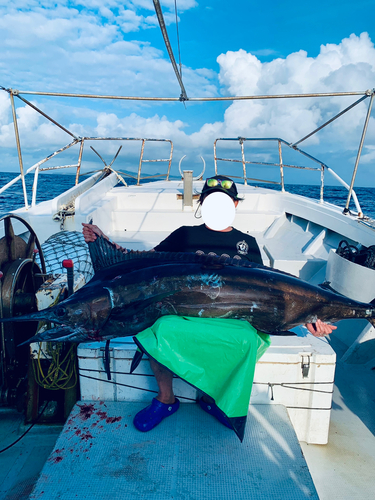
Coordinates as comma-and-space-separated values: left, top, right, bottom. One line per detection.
32, 342, 77, 390
31, 286, 78, 391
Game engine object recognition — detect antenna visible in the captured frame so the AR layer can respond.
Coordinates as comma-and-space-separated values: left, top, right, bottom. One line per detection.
153, 0, 188, 102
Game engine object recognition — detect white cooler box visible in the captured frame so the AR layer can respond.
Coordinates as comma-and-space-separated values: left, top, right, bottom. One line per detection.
252, 334, 336, 444
78, 333, 336, 445
78, 339, 199, 404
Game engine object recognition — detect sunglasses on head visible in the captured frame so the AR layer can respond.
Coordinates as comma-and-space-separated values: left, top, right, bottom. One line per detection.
206, 178, 234, 190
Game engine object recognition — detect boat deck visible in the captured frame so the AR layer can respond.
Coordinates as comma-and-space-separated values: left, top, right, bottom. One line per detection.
29, 402, 318, 500
1, 352, 375, 499
1, 177, 375, 499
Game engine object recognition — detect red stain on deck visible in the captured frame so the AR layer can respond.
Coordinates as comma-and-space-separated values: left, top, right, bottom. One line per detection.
80, 431, 93, 441
95, 408, 122, 424
48, 449, 65, 463
78, 403, 96, 420
106, 416, 122, 424
83, 442, 93, 453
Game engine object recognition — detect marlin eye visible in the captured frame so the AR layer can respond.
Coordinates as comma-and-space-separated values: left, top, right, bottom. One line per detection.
56, 307, 66, 317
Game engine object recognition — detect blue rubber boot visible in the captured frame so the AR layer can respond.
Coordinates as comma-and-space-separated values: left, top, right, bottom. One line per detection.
133, 398, 180, 432
198, 398, 232, 429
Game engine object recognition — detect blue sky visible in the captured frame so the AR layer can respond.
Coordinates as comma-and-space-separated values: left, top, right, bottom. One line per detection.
1, 0, 375, 186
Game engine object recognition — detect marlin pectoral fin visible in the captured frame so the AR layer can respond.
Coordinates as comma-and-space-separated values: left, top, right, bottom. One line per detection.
130, 348, 144, 373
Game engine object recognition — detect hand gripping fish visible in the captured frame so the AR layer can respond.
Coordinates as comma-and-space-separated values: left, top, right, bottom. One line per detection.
1, 238, 375, 343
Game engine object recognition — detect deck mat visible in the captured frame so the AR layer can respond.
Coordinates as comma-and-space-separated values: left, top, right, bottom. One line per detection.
30, 402, 318, 500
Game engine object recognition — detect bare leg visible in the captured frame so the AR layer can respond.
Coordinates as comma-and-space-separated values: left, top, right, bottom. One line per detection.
149, 358, 175, 404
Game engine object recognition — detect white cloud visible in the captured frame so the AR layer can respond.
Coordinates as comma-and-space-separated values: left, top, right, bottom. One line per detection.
0, 95, 69, 151
214, 33, 375, 151
0, 2, 209, 98
0, 92, 11, 125
1, 2, 375, 186
95, 112, 188, 145
360, 145, 375, 164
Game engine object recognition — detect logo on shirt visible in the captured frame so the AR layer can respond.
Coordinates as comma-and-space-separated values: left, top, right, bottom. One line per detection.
236, 240, 249, 255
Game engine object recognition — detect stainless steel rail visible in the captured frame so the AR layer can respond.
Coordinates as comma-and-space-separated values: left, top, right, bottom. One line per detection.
1, 86, 373, 215
8, 89, 370, 101
213, 137, 363, 215
0, 136, 173, 208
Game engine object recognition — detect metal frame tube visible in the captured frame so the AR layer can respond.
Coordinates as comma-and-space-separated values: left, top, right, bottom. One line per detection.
166, 141, 173, 181
153, 0, 188, 101
278, 140, 285, 192
213, 157, 319, 170
9, 91, 28, 209
14, 90, 368, 102
291, 94, 368, 147
344, 92, 374, 215
138, 140, 146, 186
320, 166, 325, 204
239, 138, 248, 185
213, 140, 218, 174
32, 166, 39, 207
2, 85, 373, 215
75, 140, 85, 185
16, 94, 77, 139
1, 139, 80, 205
327, 167, 362, 214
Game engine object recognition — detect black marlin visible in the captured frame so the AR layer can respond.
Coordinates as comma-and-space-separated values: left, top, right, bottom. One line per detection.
1, 241, 375, 343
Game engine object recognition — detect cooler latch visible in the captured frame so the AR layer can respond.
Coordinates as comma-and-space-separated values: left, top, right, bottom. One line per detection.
301, 354, 311, 378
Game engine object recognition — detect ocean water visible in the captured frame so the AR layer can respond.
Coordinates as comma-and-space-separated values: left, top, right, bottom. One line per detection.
0, 171, 374, 219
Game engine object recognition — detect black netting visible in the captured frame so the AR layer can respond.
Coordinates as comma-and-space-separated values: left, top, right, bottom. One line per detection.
40, 231, 94, 282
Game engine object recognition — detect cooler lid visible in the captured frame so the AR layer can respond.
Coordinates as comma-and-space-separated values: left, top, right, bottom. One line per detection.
259, 333, 336, 364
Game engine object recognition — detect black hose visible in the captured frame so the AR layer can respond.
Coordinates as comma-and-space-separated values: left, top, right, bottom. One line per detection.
0, 401, 49, 454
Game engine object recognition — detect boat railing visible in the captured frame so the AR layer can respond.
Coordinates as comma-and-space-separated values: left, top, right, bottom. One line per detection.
213, 137, 364, 217
80, 137, 173, 187
0, 134, 173, 210
2, 85, 374, 215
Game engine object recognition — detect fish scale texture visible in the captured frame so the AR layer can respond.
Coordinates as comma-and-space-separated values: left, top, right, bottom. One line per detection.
29, 401, 318, 500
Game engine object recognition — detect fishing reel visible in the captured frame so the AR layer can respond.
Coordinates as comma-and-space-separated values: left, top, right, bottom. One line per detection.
0, 214, 46, 409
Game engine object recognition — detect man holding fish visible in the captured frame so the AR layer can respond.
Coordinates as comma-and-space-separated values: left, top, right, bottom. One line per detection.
82, 176, 335, 439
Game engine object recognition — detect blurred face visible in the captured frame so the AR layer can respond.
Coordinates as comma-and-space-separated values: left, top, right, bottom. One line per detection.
201, 192, 238, 231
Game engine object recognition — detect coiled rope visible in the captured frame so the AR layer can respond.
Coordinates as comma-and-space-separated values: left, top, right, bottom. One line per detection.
32, 343, 77, 390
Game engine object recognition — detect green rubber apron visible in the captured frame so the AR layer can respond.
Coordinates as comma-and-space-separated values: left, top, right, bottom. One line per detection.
134, 316, 270, 441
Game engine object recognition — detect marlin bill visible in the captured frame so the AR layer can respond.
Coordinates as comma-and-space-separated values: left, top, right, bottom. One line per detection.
1, 247, 375, 343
